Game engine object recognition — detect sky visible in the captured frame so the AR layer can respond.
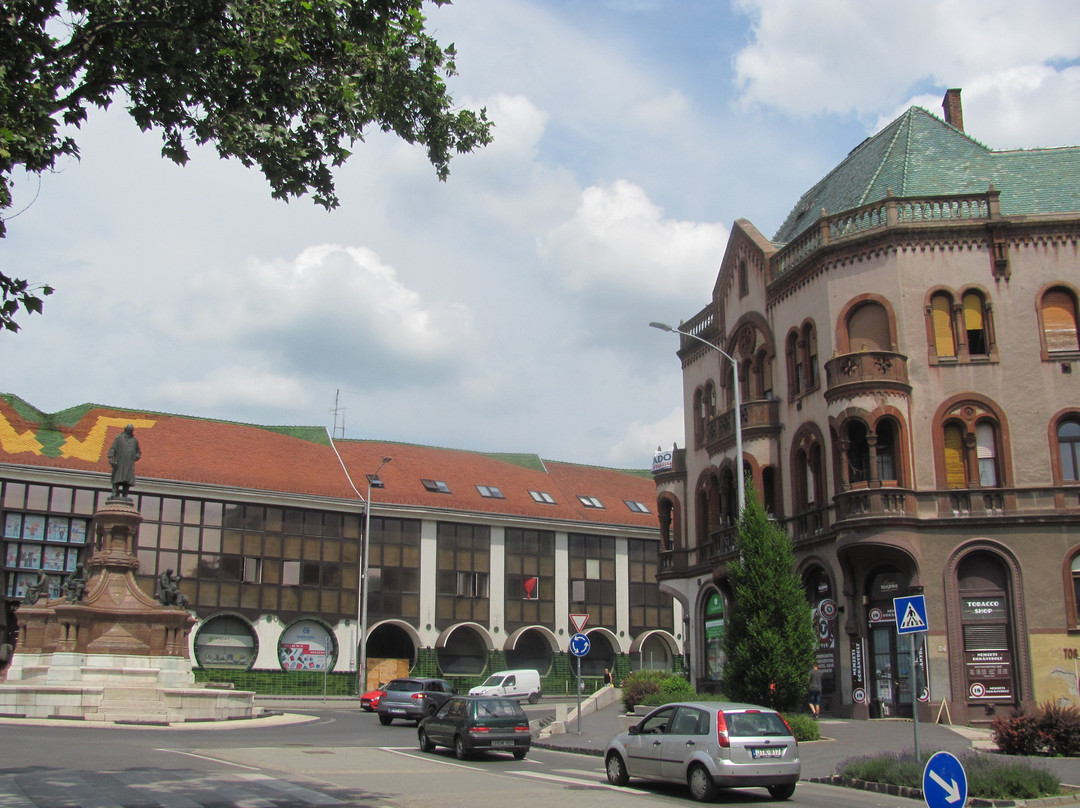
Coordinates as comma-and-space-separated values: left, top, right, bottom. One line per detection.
3, 1, 1080, 469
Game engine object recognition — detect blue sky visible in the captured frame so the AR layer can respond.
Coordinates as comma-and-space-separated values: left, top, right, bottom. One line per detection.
3, 0, 1080, 468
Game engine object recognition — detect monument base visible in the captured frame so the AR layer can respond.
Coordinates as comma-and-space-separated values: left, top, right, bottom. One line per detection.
0, 651, 262, 722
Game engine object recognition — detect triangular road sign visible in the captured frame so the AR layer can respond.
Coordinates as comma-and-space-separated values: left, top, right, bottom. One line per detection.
569, 613, 589, 633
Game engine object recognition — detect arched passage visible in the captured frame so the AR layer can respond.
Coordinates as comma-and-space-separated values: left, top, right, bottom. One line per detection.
504, 626, 556, 673
436, 623, 492, 674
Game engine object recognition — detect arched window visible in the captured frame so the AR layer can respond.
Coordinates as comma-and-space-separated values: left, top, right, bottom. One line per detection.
738, 259, 748, 298
931, 292, 956, 358
762, 466, 778, 516
963, 291, 988, 356
787, 331, 802, 397
847, 301, 890, 351
1072, 554, 1080, 622
977, 421, 1000, 487
1058, 418, 1080, 482
1042, 287, 1080, 353
876, 419, 899, 483
803, 323, 819, 390
693, 388, 705, 445
846, 421, 870, 485
943, 422, 968, 489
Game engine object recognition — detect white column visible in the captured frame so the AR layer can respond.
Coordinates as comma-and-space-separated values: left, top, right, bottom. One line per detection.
418, 519, 439, 648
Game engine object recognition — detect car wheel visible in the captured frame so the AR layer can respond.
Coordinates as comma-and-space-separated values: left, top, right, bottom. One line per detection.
378, 714, 392, 726
454, 735, 468, 760
605, 752, 629, 787
513, 748, 527, 760
767, 783, 796, 800
687, 763, 717, 802
418, 729, 435, 753
528, 692, 539, 704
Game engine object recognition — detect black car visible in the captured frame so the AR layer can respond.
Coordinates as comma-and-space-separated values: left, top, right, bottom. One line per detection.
418, 695, 532, 760
377, 677, 455, 724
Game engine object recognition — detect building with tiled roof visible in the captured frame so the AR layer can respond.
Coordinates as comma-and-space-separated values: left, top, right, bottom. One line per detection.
0, 394, 675, 694
654, 89, 1080, 724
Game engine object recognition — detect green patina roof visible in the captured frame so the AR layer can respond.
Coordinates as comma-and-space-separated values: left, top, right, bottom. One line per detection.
773, 106, 1080, 245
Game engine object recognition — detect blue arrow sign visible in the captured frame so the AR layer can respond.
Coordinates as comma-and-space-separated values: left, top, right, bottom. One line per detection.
569, 632, 591, 657
894, 594, 929, 634
922, 751, 967, 808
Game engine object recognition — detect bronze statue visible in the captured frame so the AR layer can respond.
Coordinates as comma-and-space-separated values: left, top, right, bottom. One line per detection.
23, 570, 49, 604
158, 569, 189, 608
108, 423, 141, 497
63, 565, 87, 602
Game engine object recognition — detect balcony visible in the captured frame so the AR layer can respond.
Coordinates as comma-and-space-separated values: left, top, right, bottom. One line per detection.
657, 524, 738, 577
824, 351, 910, 401
701, 398, 781, 451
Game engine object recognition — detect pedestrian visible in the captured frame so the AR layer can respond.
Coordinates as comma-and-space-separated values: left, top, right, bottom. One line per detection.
808, 663, 823, 718
603, 668, 613, 687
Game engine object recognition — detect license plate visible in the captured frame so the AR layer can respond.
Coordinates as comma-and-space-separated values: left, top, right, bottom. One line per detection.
750, 747, 784, 758
390, 708, 405, 714
491, 740, 513, 748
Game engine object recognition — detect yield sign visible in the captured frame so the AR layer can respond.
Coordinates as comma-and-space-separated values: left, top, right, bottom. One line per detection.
569, 613, 589, 633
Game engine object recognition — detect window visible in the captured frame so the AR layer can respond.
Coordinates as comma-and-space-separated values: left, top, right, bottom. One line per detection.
976, 422, 999, 487
625, 500, 651, 513
963, 292, 988, 356
243, 556, 261, 583
804, 323, 819, 389
788, 331, 803, 396
446, 571, 488, 598
578, 495, 604, 508
848, 301, 890, 351
476, 485, 504, 498
282, 560, 300, 585
943, 423, 967, 489
529, 490, 556, 504
1042, 287, 1080, 353
421, 479, 451, 493
1059, 418, 1080, 482
738, 259, 748, 297
941, 413, 1003, 489
366, 473, 385, 488
931, 293, 956, 357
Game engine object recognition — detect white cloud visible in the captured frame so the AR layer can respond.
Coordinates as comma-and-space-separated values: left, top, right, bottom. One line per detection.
542, 180, 728, 299
608, 406, 686, 467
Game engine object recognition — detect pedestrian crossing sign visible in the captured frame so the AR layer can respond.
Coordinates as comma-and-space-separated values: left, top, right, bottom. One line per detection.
893, 594, 928, 634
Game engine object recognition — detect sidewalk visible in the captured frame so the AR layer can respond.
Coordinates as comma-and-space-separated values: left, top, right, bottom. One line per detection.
533, 696, 1080, 788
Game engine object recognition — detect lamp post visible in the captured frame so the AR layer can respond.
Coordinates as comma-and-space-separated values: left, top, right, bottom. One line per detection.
650, 321, 744, 516
358, 456, 391, 696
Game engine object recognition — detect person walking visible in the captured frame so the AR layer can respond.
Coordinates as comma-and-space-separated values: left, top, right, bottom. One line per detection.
603, 668, 613, 687
808, 663, 823, 718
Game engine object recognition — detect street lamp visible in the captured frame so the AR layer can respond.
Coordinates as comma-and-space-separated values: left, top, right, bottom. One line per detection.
358, 455, 392, 695
650, 321, 744, 516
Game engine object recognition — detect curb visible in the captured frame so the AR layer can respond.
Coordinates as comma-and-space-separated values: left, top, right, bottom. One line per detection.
809, 775, 1080, 807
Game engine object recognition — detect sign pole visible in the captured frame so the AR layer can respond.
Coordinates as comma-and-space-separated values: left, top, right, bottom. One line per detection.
576, 656, 582, 735
911, 633, 920, 763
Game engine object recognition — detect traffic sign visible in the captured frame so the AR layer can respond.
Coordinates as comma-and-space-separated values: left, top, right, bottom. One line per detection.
569, 613, 589, 633
569, 632, 591, 657
922, 751, 967, 808
894, 594, 929, 634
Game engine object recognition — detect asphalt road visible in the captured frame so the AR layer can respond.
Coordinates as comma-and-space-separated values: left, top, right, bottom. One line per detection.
0, 704, 930, 808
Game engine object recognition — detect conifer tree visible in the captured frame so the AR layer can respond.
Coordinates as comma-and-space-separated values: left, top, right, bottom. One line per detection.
721, 482, 815, 711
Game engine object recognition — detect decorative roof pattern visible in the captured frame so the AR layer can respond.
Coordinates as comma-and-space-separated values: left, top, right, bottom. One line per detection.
773, 106, 1080, 245
0, 395, 658, 531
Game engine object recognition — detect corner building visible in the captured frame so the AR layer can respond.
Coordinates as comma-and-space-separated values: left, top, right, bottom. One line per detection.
654, 90, 1080, 724
0, 395, 677, 694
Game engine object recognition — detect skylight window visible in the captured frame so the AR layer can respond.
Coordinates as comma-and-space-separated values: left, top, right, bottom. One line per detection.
529, 490, 556, 504
625, 500, 651, 514
421, 478, 451, 494
578, 495, 604, 509
476, 485, 505, 499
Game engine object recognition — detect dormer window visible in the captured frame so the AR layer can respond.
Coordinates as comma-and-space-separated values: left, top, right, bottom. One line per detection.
578, 495, 604, 509
421, 479, 451, 494
529, 490, 556, 504
476, 485, 504, 499
625, 500, 651, 514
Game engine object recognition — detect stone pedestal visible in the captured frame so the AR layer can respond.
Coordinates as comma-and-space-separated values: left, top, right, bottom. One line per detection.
0, 497, 262, 723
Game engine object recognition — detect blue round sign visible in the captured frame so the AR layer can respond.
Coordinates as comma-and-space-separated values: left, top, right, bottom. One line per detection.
569, 632, 591, 657
922, 751, 967, 808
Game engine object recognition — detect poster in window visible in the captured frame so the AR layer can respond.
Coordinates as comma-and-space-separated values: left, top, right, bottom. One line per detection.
21, 515, 45, 541
4, 513, 21, 539
69, 519, 87, 544
19, 544, 41, 569
43, 545, 65, 571
5, 542, 19, 567
14, 572, 32, 597
66, 548, 80, 572
48, 575, 62, 599
46, 518, 69, 543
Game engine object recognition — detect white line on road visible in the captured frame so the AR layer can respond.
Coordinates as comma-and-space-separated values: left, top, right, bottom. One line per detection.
154, 749, 262, 770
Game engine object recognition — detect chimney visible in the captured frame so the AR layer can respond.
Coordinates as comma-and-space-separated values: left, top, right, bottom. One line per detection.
942, 88, 964, 132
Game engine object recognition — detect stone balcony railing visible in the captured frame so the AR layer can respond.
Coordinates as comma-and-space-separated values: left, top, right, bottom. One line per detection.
824, 350, 910, 400
699, 398, 780, 450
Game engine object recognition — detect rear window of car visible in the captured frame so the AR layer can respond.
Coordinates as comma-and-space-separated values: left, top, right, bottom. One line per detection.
725, 711, 789, 737
385, 680, 421, 692
475, 699, 524, 718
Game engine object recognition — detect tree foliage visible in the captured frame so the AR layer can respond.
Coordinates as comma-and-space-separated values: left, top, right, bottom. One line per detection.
721, 484, 816, 712
0, 0, 492, 331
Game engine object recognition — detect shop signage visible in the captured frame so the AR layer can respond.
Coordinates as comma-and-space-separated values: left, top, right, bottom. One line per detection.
851, 638, 867, 704
962, 597, 1005, 620
652, 450, 674, 473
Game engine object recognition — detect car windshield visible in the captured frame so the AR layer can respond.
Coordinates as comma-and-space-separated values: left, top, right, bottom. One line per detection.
479, 675, 505, 687
475, 699, 523, 718
385, 680, 421, 693
725, 711, 789, 737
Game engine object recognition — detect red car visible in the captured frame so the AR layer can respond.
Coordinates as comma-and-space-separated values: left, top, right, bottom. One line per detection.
361, 686, 386, 712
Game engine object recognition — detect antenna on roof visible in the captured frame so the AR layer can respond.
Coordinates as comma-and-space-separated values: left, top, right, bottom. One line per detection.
330, 389, 346, 439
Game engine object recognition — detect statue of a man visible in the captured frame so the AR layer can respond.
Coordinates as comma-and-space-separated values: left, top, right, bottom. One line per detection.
108, 424, 141, 497
23, 571, 49, 604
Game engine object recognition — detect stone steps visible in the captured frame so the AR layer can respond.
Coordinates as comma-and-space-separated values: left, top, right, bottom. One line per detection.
91, 686, 170, 723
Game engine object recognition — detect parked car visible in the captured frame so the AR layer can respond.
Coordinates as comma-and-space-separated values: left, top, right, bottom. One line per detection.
418, 695, 531, 760
361, 685, 385, 712
468, 669, 542, 703
377, 677, 455, 725
605, 701, 799, 802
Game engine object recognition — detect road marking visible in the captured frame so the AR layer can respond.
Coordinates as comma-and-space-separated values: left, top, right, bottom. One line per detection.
0, 775, 41, 808
379, 747, 486, 771
155, 749, 262, 770
510, 769, 644, 793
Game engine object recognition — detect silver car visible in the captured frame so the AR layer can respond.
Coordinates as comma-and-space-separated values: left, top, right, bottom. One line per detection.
604, 701, 800, 801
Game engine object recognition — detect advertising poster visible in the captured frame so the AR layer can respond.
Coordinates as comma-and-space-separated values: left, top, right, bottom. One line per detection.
703, 592, 725, 680
69, 520, 87, 544
19, 544, 41, 569
851, 638, 868, 704
279, 621, 333, 671
4, 513, 21, 539
5, 543, 19, 567
21, 515, 45, 540
46, 518, 69, 543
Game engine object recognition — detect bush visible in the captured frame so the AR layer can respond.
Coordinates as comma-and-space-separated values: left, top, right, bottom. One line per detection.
992, 701, 1080, 756
838, 751, 1060, 800
620, 670, 667, 712
782, 712, 820, 742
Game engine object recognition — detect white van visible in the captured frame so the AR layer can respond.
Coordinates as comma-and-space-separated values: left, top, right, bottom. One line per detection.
469, 669, 542, 703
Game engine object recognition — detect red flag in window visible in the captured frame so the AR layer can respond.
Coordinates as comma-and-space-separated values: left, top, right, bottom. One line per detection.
523, 577, 539, 600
